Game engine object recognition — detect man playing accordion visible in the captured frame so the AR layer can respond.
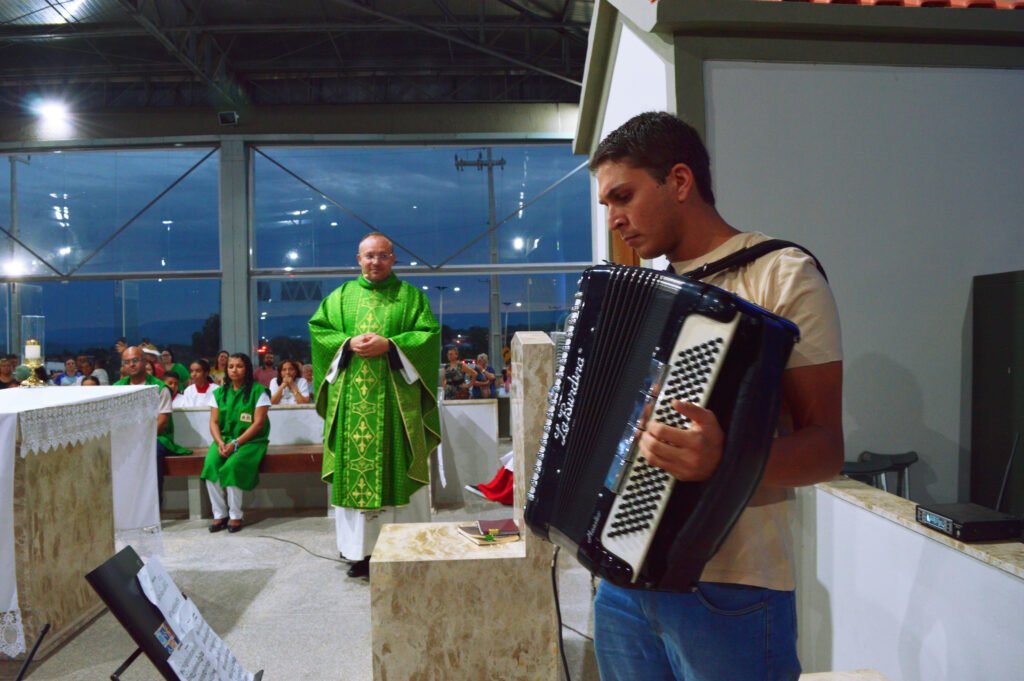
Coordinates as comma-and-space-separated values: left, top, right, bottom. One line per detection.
589, 112, 844, 681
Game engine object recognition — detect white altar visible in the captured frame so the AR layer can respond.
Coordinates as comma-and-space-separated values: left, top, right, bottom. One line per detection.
0, 385, 159, 659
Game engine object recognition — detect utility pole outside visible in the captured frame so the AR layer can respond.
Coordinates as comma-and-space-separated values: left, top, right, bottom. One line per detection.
454, 148, 506, 371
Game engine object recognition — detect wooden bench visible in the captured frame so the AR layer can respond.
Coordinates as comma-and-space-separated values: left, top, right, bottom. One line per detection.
163, 444, 324, 519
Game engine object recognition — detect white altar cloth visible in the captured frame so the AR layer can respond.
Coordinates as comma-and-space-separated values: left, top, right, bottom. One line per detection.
0, 385, 159, 657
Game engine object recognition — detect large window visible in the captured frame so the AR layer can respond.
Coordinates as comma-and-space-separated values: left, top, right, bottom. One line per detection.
1, 148, 221, 363
1, 148, 218, 277
253, 144, 590, 270
1, 140, 592, 370
252, 143, 591, 366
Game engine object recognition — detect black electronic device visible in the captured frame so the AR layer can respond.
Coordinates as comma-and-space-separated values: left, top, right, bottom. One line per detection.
915, 502, 1023, 542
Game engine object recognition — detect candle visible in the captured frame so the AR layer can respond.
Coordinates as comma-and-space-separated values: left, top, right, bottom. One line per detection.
24, 341, 40, 360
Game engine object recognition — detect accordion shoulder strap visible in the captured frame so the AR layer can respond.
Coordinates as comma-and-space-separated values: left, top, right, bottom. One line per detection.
680, 238, 828, 282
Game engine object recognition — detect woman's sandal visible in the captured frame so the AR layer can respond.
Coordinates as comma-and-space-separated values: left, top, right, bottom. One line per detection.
209, 519, 228, 533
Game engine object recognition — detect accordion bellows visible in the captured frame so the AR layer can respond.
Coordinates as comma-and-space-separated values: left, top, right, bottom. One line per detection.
524, 265, 799, 592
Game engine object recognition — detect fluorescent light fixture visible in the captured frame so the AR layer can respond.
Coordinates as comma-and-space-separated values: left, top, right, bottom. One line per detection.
422, 286, 429, 290
410, 261, 418, 266
330, 222, 338, 227
287, 250, 299, 261
513, 237, 524, 250
515, 302, 522, 308
58, 246, 72, 256
320, 204, 327, 211
453, 287, 461, 292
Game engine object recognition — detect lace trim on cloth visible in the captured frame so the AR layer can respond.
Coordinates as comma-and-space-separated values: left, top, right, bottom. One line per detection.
18, 388, 157, 456
0, 608, 25, 658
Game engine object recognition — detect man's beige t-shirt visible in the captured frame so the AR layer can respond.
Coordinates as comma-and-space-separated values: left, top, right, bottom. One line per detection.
670, 231, 842, 591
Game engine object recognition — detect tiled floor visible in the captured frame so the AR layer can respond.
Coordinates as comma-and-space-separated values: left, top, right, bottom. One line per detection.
4, 493, 598, 681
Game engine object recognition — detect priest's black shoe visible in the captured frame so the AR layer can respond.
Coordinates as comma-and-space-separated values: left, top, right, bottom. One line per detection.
209, 520, 227, 533
346, 557, 370, 579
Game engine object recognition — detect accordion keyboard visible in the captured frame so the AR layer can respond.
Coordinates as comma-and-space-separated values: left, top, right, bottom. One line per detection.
600, 312, 740, 581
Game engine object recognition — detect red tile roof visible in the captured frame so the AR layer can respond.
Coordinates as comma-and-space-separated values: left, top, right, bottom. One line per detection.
760, 0, 1023, 7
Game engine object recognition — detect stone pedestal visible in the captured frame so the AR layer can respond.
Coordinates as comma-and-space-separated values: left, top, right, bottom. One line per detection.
371, 332, 558, 681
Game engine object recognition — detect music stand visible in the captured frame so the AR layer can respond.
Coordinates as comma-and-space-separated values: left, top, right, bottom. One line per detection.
85, 546, 263, 681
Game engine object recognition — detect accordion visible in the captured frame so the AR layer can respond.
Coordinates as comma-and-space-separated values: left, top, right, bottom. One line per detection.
524, 264, 800, 591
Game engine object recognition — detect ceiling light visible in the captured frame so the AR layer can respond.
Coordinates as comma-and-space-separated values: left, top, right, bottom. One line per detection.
513, 237, 524, 250
32, 99, 72, 138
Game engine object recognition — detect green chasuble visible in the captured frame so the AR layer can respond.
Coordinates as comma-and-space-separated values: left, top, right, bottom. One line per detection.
114, 374, 190, 455
309, 274, 441, 510
199, 383, 270, 491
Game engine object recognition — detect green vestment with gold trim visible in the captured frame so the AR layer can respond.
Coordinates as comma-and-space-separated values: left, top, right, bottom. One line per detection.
309, 274, 441, 510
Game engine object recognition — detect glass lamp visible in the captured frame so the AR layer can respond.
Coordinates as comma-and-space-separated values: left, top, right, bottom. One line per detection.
20, 315, 46, 388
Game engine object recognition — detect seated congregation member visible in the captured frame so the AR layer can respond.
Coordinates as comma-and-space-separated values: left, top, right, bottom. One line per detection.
210, 350, 229, 385
202, 353, 270, 533
142, 345, 163, 377
469, 353, 496, 398
116, 346, 190, 508
253, 350, 277, 387
0, 357, 19, 389
179, 358, 217, 408
160, 349, 189, 386
301, 363, 315, 400
54, 357, 81, 386
78, 355, 109, 385
269, 359, 311, 405
80, 375, 101, 386
163, 372, 185, 408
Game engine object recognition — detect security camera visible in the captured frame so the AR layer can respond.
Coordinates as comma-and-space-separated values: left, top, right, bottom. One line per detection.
218, 111, 239, 126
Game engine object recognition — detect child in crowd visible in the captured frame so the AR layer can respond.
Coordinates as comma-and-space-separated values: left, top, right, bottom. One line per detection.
162, 372, 185, 408
269, 359, 311, 405
80, 375, 101, 386
179, 358, 216, 408
201, 353, 271, 533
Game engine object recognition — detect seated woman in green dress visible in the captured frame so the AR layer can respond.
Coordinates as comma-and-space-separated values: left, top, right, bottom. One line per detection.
202, 352, 271, 533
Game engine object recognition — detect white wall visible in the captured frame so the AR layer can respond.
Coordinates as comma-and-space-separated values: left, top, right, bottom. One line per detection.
794, 486, 1024, 680
591, 20, 675, 266
705, 63, 1024, 504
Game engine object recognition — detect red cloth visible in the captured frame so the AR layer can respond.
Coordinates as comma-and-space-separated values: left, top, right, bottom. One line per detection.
475, 466, 513, 506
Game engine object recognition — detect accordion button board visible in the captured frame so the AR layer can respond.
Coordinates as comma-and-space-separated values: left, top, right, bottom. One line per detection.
601, 313, 740, 581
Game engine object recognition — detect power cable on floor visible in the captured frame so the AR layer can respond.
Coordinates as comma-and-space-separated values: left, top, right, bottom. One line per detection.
254, 534, 348, 564
551, 545, 573, 681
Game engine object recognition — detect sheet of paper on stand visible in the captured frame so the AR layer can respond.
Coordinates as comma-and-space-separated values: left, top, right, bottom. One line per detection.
137, 557, 260, 681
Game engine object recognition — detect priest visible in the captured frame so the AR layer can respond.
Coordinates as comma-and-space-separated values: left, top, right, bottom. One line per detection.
309, 232, 441, 579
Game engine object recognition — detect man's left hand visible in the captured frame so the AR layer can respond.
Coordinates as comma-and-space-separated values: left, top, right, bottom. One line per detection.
639, 400, 724, 481
351, 333, 390, 358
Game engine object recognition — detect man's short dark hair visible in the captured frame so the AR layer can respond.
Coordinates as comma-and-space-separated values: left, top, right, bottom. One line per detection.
589, 111, 715, 206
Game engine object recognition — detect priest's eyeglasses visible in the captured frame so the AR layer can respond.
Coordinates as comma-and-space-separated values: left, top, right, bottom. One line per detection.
360, 252, 394, 262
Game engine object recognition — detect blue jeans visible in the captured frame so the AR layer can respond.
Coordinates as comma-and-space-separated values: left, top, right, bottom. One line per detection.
593, 581, 800, 681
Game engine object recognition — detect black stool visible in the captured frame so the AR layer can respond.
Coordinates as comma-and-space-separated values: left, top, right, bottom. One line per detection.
842, 451, 918, 498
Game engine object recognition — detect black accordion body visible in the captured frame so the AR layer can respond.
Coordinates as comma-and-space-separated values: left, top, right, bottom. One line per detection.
524, 264, 800, 592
